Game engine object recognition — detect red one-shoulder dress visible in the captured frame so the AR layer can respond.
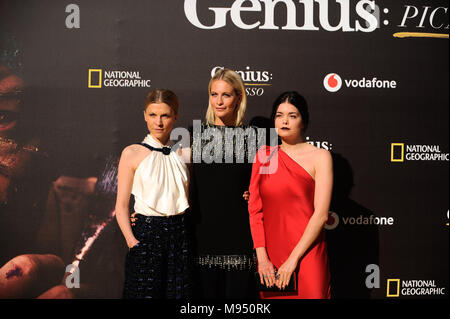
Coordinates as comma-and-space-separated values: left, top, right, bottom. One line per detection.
248, 146, 331, 299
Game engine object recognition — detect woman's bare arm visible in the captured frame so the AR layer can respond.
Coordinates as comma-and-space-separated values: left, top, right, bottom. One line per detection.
115, 146, 141, 248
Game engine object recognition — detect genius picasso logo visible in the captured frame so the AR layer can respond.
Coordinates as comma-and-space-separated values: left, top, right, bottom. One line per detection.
211, 66, 272, 96
394, 4, 449, 39
88, 69, 151, 88
185, 0, 379, 32
185, 1, 449, 40
391, 143, 449, 162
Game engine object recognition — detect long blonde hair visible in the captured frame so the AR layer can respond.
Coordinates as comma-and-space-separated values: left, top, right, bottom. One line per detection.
205, 68, 247, 126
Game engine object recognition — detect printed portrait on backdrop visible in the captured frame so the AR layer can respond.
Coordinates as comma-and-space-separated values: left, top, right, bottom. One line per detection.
0, 0, 448, 300
0, 30, 126, 298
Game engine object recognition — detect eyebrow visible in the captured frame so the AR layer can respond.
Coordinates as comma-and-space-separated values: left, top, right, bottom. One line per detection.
276, 111, 298, 115
211, 90, 233, 94
148, 111, 171, 115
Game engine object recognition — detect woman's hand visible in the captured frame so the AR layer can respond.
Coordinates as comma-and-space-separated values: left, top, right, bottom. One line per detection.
275, 256, 298, 290
130, 212, 138, 226
257, 257, 277, 288
127, 238, 140, 249
242, 190, 250, 202
127, 213, 139, 249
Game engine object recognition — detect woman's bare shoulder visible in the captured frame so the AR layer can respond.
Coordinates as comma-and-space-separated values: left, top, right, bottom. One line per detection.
121, 144, 147, 156
120, 144, 151, 167
301, 143, 328, 155
311, 147, 332, 168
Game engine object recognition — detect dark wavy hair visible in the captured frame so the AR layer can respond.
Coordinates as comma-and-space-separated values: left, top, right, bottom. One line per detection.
270, 91, 309, 133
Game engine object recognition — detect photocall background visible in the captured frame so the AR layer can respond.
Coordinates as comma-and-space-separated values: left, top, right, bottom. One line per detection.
0, 0, 448, 299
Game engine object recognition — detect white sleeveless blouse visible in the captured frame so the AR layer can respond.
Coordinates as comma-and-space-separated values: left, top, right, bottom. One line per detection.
131, 134, 189, 216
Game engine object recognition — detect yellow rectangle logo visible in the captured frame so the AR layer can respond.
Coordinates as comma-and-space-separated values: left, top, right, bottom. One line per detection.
88, 69, 102, 88
386, 279, 400, 297
391, 143, 404, 162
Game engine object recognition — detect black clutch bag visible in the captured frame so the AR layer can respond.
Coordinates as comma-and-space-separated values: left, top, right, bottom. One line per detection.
254, 272, 297, 292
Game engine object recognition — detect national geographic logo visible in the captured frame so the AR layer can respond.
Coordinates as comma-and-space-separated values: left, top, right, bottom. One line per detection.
386, 279, 446, 297
88, 69, 102, 88
88, 69, 151, 88
391, 143, 449, 162
365, 265, 448, 298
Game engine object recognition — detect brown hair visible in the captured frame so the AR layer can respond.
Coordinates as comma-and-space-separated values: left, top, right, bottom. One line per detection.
145, 88, 179, 115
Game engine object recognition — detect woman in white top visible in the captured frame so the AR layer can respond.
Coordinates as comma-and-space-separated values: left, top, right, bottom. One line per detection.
115, 89, 192, 299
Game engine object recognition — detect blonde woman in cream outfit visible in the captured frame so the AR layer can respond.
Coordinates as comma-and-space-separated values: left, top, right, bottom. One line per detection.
115, 89, 192, 299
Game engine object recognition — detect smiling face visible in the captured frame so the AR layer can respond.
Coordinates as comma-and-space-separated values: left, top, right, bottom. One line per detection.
274, 102, 304, 141
0, 65, 23, 139
209, 80, 241, 126
143, 102, 178, 145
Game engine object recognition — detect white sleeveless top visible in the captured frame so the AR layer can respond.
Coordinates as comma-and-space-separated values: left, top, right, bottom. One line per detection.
131, 134, 189, 216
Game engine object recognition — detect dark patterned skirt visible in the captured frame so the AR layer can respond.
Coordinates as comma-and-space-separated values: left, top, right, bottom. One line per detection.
122, 214, 193, 299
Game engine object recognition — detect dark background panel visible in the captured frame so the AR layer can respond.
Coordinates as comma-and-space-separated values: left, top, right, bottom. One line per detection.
0, 0, 448, 299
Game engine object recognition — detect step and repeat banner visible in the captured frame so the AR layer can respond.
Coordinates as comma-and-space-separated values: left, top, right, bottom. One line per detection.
0, 0, 448, 299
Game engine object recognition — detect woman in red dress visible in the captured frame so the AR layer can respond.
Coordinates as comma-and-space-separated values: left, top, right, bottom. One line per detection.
248, 91, 332, 299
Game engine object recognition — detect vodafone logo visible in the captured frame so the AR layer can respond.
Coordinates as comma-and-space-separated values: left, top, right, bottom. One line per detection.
323, 73, 342, 92
324, 211, 339, 230
324, 72, 398, 92
324, 211, 395, 230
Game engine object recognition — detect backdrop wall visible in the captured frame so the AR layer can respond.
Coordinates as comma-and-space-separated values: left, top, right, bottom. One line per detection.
0, 0, 448, 299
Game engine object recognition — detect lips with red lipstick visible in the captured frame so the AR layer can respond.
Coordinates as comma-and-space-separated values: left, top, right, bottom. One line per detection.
0, 110, 18, 132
